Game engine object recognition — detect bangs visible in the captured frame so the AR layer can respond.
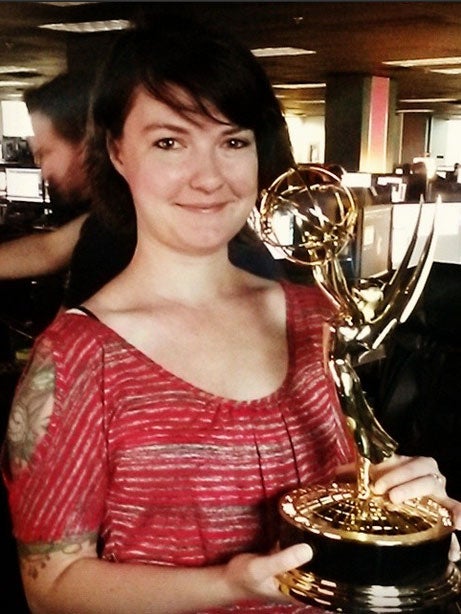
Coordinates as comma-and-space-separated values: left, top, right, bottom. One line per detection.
138, 81, 231, 128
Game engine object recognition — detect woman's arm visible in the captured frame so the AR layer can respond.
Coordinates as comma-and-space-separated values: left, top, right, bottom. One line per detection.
20, 453, 461, 614
20, 538, 313, 614
5, 339, 312, 614
0, 213, 88, 279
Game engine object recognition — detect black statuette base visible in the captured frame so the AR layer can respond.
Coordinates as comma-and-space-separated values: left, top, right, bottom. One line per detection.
278, 484, 461, 612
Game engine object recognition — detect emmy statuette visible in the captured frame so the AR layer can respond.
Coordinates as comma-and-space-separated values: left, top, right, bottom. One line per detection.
254, 166, 461, 613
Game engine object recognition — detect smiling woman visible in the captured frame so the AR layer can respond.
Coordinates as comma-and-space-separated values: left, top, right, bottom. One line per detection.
2, 14, 460, 614
105, 89, 259, 257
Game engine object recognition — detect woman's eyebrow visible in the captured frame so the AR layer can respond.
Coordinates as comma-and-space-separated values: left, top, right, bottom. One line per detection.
141, 122, 250, 136
141, 122, 190, 135
222, 125, 251, 134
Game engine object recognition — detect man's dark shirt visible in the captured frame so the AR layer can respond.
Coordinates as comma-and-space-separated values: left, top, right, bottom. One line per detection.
64, 213, 136, 307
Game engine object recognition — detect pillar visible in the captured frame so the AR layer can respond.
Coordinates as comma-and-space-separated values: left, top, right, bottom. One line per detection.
400, 112, 430, 165
324, 74, 398, 173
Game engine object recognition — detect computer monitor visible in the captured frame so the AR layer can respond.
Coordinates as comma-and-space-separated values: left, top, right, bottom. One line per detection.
5, 167, 47, 203
372, 174, 407, 203
0, 167, 6, 195
352, 204, 392, 278
342, 172, 372, 188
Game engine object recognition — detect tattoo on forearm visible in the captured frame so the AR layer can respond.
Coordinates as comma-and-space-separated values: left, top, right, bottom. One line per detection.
7, 343, 56, 471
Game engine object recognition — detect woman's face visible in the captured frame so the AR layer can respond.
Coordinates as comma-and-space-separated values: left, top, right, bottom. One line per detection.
109, 87, 259, 256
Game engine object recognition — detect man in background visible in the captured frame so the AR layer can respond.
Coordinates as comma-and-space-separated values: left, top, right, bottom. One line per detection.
0, 71, 140, 308
0, 72, 93, 282
26, 71, 91, 224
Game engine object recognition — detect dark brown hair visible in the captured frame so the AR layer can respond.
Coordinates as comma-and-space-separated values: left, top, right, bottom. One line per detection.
86, 17, 295, 234
24, 71, 94, 144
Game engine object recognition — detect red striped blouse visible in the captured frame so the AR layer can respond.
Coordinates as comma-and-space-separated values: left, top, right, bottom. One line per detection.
6, 280, 353, 613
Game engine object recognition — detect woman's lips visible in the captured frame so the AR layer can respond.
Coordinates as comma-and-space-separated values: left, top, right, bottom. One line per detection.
176, 202, 227, 213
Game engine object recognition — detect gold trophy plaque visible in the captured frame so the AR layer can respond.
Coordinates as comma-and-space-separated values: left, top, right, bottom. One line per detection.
256, 167, 461, 612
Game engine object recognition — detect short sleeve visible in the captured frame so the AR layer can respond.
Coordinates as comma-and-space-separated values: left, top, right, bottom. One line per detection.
4, 321, 109, 546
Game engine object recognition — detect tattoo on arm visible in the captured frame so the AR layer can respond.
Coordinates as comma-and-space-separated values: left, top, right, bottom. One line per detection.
7, 343, 56, 473
18, 533, 98, 580
6, 346, 99, 580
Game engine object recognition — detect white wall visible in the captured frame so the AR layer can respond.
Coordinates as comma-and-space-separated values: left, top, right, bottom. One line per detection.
444, 119, 461, 167
285, 113, 461, 171
1, 100, 32, 137
392, 202, 461, 267
430, 116, 461, 168
285, 115, 325, 164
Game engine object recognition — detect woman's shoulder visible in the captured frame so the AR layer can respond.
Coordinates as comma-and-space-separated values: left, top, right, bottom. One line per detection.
280, 278, 335, 313
17, 310, 110, 390
35, 308, 108, 353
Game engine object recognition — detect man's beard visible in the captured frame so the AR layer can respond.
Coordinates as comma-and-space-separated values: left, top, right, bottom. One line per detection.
47, 183, 84, 212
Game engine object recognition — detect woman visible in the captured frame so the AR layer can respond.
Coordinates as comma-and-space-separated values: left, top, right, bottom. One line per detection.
3, 19, 460, 614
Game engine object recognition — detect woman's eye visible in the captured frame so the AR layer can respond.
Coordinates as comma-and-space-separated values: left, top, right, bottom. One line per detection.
226, 138, 249, 149
155, 138, 179, 150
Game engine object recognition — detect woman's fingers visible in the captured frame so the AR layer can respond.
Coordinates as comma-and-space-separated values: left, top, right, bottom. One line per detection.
449, 534, 461, 562
371, 455, 447, 502
244, 543, 313, 587
225, 543, 313, 603
265, 543, 313, 577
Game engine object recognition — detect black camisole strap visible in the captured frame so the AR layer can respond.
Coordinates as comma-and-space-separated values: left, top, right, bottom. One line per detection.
73, 305, 100, 321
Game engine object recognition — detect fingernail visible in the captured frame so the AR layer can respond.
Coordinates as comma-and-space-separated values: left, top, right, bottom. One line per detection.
292, 542, 313, 563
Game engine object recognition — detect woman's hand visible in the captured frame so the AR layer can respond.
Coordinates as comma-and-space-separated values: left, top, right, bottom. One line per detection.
368, 454, 461, 562
370, 453, 447, 502
370, 454, 461, 526
223, 543, 313, 604
334, 454, 459, 521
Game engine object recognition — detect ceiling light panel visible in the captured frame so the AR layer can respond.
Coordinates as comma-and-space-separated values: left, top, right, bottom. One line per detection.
0, 66, 39, 75
400, 98, 457, 103
41, 2, 96, 5
39, 19, 131, 33
397, 109, 434, 113
273, 83, 326, 89
384, 56, 461, 68
430, 68, 461, 75
0, 80, 30, 87
252, 47, 315, 58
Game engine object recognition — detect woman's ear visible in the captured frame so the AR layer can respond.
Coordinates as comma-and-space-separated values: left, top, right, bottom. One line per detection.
106, 134, 125, 177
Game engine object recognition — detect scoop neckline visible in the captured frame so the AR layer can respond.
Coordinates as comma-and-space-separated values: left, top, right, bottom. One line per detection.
67, 281, 296, 406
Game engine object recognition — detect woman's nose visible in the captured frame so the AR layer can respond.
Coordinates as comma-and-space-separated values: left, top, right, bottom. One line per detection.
189, 151, 225, 193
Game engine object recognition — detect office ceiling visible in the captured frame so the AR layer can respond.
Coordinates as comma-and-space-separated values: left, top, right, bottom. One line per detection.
1, 1, 461, 119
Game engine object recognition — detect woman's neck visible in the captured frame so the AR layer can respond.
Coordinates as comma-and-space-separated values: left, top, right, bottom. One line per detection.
100, 240, 256, 309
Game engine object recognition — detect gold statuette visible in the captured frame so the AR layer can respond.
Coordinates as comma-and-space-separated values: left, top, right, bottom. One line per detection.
256, 166, 461, 612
